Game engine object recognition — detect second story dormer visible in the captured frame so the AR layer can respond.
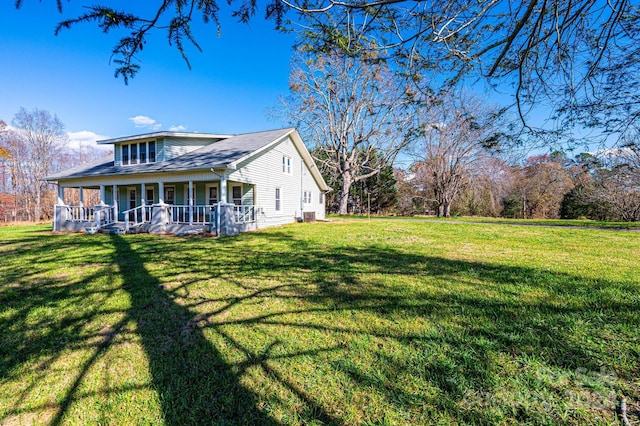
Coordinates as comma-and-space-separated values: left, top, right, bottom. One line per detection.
99, 131, 233, 166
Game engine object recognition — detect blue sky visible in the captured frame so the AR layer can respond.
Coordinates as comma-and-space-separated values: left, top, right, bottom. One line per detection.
1, 2, 607, 161
0, 2, 296, 149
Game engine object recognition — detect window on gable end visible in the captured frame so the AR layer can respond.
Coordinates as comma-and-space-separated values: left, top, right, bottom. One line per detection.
282, 155, 291, 174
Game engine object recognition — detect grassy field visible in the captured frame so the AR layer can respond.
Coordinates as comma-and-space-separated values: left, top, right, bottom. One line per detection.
0, 220, 638, 425
333, 214, 640, 230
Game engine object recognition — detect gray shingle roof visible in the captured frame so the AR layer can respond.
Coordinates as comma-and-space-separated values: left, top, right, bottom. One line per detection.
46, 128, 295, 181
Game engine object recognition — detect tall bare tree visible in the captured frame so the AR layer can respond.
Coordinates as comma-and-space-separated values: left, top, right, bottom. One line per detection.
0, 121, 9, 194
8, 108, 68, 221
411, 92, 505, 217
278, 52, 413, 214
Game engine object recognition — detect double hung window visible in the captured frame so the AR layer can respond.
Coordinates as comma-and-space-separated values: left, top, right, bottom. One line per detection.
282, 156, 291, 174
275, 188, 281, 211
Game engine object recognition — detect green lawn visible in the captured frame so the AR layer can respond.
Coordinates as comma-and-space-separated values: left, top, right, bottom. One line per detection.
0, 220, 638, 425
332, 214, 640, 230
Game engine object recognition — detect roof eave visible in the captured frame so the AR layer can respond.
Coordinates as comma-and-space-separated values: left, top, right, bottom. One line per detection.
97, 131, 235, 145
51, 164, 234, 181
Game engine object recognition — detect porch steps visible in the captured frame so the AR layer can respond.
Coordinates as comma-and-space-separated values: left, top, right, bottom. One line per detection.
98, 224, 127, 235
97, 222, 150, 235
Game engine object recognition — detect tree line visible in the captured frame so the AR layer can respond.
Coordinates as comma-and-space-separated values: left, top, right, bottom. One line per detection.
5, 55, 640, 223
317, 144, 640, 222
397, 149, 640, 221
0, 108, 106, 223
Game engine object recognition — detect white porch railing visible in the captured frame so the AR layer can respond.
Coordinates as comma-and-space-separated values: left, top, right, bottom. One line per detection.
167, 205, 216, 225
55, 203, 258, 234
64, 206, 95, 222
123, 205, 153, 229
96, 205, 117, 228
234, 205, 256, 223
54, 204, 116, 232
165, 204, 255, 225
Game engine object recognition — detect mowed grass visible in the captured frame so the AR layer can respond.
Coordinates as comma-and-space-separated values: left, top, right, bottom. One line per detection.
334, 214, 640, 230
0, 220, 638, 425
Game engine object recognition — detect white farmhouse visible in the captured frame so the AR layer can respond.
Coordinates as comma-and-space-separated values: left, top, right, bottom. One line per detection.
46, 128, 329, 235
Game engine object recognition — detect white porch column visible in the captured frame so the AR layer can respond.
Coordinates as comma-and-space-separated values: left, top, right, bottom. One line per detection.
220, 174, 228, 204
141, 183, 146, 205
140, 182, 147, 222
188, 180, 194, 224
57, 185, 65, 205
99, 185, 106, 205
112, 184, 118, 220
158, 181, 165, 204
78, 186, 84, 206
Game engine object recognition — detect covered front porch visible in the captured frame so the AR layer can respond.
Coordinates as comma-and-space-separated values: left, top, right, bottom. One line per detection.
53, 178, 259, 236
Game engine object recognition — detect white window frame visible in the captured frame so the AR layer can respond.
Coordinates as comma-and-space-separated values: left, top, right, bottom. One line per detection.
303, 190, 312, 205
139, 141, 148, 164
275, 187, 281, 212
206, 184, 219, 205
122, 141, 157, 166
130, 143, 139, 165
282, 155, 291, 175
165, 185, 175, 205
122, 144, 130, 165
148, 141, 157, 162
319, 192, 324, 205
231, 185, 243, 206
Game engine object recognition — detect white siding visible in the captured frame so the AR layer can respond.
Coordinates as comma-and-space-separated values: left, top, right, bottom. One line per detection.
156, 139, 165, 162
228, 136, 325, 227
300, 153, 326, 220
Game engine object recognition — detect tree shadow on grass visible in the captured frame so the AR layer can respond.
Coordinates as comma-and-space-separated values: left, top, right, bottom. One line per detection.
1, 227, 638, 425
94, 234, 289, 425
189, 230, 639, 423
1, 232, 340, 425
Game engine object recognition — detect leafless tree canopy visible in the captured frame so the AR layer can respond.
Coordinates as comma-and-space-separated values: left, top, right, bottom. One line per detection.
24, 1, 640, 143
291, 0, 640, 143
410, 92, 505, 217
277, 52, 413, 214
0, 108, 108, 222
0, 109, 68, 221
